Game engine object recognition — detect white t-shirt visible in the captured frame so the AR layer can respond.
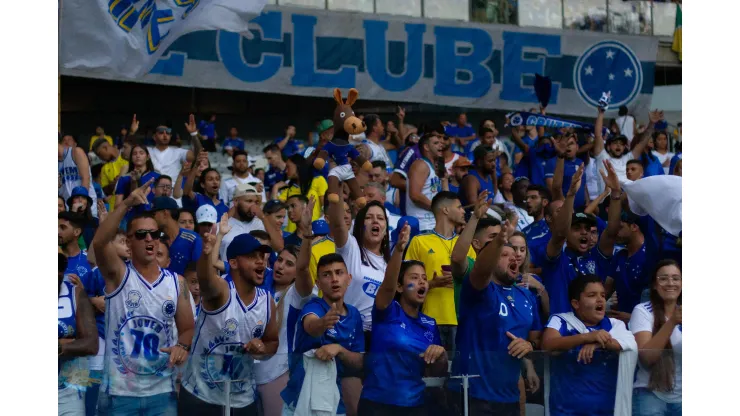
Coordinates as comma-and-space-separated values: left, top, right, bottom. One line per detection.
219, 217, 266, 261
651, 150, 675, 175
513, 206, 534, 231
595, 149, 632, 195
616, 115, 636, 144
444, 153, 460, 177
148, 146, 189, 180
220, 174, 265, 206
629, 302, 682, 403
336, 235, 387, 331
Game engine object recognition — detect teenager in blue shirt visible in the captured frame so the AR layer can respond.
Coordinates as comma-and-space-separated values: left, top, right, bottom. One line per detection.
59, 212, 94, 281
182, 153, 228, 222
281, 253, 365, 416
542, 274, 632, 416
361, 224, 446, 416
546, 134, 587, 209
151, 196, 203, 276
263, 144, 288, 194
449, 221, 542, 416
540, 161, 622, 314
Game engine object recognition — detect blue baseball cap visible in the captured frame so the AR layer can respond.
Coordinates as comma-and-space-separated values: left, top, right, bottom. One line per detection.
391, 216, 420, 244
226, 234, 272, 260
151, 196, 179, 212
312, 220, 329, 236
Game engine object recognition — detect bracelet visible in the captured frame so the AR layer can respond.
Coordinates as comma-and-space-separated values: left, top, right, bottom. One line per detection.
190, 131, 198, 137
611, 192, 623, 201
176, 342, 191, 352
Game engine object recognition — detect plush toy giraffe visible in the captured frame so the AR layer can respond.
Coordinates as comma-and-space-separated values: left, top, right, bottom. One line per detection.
313, 88, 373, 208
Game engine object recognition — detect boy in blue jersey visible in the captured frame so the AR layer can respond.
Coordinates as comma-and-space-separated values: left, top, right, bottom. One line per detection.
151, 196, 203, 276
281, 253, 365, 416
542, 274, 636, 416
546, 134, 588, 209
449, 220, 542, 416
540, 161, 622, 314
58, 212, 93, 281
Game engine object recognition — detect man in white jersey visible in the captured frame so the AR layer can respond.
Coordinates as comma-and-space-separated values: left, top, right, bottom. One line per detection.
59, 139, 98, 217
179, 232, 278, 415
93, 180, 195, 415
406, 132, 447, 231
128, 113, 203, 180
592, 107, 662, 193
220, 150, 264, 205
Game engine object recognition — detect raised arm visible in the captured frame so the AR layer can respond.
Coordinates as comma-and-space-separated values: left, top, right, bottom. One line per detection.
93, 179, 153, 292
407, 160, 433, 210
184, 114, 204, 162
549, 137, 569, 201
376, 224, 410, 310
584, 188, 610, 215
451, 192, 489, 277
197, 232, 230, 310
254, 203, 284, 252
327, 188, 350, 248
71, 147, 91, 190
545, 165, 583, 259
210, 213, 232, 272
295, 197, 317, 297
183, 151, 208, 200
469, 221, 508, 291
630, 110, 662, 159
592, 109, 606, 157
461, 175, 481, 212
597, 160, 624, 256
59, 286, 99, 359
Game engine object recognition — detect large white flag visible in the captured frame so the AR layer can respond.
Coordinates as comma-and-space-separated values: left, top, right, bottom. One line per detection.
60, 0, 267, 78
621, 175, 682, 237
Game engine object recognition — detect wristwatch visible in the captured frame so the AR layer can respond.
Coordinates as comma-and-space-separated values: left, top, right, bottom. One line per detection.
176, 342, 191, 352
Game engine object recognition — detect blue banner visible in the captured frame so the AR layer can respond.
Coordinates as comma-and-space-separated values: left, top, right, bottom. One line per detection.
61, 6, 659, 117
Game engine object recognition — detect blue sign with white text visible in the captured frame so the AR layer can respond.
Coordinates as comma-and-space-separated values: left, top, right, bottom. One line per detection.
62, 6, 659, 117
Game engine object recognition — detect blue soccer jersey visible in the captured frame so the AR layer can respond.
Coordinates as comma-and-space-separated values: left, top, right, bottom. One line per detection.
541, 246, 613, 315
546, 315, 620, 416
281, 298, 365, 414
65, 250, 93, 282
449, 278, 542, 403
362, 301, 442, 407
168, 228, 202, 276
610, 243, 655, 315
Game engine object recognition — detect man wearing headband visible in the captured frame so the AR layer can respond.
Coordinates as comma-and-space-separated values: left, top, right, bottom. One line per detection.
179, 233, 278, 414
127, 113, 204, 180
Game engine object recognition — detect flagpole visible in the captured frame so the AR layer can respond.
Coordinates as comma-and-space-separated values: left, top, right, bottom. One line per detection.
58, 0, 62, 133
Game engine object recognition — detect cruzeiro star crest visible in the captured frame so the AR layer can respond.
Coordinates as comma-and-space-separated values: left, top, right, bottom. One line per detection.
574, 40, 643, 108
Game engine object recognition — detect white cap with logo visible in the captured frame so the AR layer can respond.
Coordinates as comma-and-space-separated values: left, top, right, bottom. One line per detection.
195, 205, 218, 225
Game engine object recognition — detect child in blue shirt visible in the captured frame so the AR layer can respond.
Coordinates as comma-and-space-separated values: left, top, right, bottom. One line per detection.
280, 253, 365, 415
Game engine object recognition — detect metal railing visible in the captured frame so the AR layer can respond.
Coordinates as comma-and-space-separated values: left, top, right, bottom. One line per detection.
268, 0, 678, 37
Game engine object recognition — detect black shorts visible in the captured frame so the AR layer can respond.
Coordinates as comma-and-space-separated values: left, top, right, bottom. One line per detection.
177, 387, 258, 416
358, 398, 426, 416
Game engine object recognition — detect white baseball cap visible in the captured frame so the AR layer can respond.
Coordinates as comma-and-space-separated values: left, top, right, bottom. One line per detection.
195, 205, 218, 225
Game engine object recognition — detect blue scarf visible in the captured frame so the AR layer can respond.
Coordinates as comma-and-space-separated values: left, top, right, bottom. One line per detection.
506, 111, 609, 137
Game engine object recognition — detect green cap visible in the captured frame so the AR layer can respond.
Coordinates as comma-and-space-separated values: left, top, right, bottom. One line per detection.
318, 119, 334, 133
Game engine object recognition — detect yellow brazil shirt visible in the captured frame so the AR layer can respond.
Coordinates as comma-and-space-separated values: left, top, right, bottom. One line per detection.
404, 231, 477, 326
309, 236, 336, 297
89, 135, 114, 151
101, 155, 129, 211
278, 176, 328, 232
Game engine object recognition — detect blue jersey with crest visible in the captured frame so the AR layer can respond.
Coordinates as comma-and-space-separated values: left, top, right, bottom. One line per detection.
546, 315, 619, 416
449, 278, 542, 403
541, 247, 613, 315
169, 228, 203, 276
362, 301, 441, 407
281, 298, 365, 414
65, 250, 93, 282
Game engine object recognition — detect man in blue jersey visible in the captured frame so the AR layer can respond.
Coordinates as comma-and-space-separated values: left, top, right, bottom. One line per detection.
546, 134, 587, 209
58, 212, 93, 280
275, 125, 304, 158
263, 144, 288, 195
445, 112, 476, 154
284, 195, 308, 247
540, 161, 622, 315
281, 253, 365, 416
460, 145, 497, 211
151, 196, 203, 276
523, 185, 552, 242
449, 219, 542, 416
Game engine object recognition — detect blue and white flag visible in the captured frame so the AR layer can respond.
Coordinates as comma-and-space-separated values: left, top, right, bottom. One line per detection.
60, 0, 268, 77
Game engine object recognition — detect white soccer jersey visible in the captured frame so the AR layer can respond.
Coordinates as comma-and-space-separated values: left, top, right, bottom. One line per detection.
405, 158, 440, 231
59, 146, 98, 217
181, 285, 271, 408
102, 264, 180, 397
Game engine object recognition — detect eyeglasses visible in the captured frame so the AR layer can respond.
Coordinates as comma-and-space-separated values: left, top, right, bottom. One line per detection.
656, 275, 681, 285
156, 185, 173, 190
133, 230, 163, 241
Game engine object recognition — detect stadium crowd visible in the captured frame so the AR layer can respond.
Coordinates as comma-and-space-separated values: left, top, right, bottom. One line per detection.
58, 97, 682, 416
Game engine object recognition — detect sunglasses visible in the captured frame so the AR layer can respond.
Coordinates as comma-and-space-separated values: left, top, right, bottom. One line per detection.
156, 128, 172, 134
133, 229, 163, 240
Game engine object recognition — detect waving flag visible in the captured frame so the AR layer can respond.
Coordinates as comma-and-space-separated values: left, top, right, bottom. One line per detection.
672, 4, 682, 61
60, 0, 268, 78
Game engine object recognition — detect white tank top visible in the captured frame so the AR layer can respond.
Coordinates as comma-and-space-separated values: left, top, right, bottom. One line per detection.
254, 286, 311, 385
59, 146, 98, 217
363, 139, 394, 168
103, 264, 180, 397
405, 158, 440, 231
181, 283, 271, 408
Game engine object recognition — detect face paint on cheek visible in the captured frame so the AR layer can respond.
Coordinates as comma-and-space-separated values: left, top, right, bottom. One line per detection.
406, 283, 416, 291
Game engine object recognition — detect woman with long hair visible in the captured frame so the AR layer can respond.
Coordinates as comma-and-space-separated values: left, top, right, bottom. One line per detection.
359, 224, 446, 416
651, 132, 675, 175
277, 154, 328, 232
510, 231, 550, 319
254, 198, 318, 416
327, 197, 390, 416
630, 259, 682, 415
115, 145, 159, 229
183, 152, 228, 221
